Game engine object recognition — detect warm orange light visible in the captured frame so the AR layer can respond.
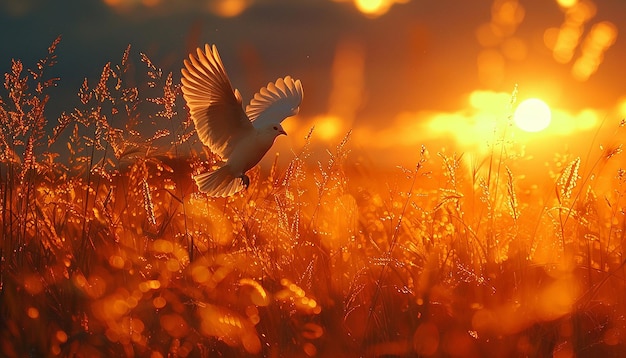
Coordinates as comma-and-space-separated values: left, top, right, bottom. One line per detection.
514, 99, 552, 132
239, 278, 270, 307
556, 0, 578, 8
55, 330, 68, 343
618, 97, 626, 117
475, 0, 526, 86
160, 314, 189, 338
477, 50, 505, 86
549, 108, 598, 135
491, 0, 525, 28
421, 90, 513, 153
27, 307, 40, 319
108, 255, 125, 269
346, 0, 408, 17
303, 39, 363, 143
328, 39, 364, 125
356, 0, 384, 13
153, 296, 167, 308
591, 21, 618, 45
500, 37, 527, 61
543, 27, 559, 50
572, 21, 617, 81
549, 0, 596, 65
536, 276, 579, 320
566, 0, 596, 23
413, 322, 440, 356
314, 115, 342, 141
552, 25, 582, 63
23, 274, 44, 295
198, 304, 261, 354
354, 0, 390, 16
102, 0, 123, 6
476, 23, 505, 47
209, 0, 251, 17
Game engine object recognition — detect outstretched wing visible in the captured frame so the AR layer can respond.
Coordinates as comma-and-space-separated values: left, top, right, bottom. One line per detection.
246, 76, 304, 129
181, 44, 254, 159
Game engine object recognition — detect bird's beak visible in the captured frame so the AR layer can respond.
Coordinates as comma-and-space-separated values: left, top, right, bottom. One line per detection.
280, 128, 287, 136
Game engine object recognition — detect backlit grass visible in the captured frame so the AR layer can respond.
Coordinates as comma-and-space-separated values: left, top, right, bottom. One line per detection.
1, 38, 625, 357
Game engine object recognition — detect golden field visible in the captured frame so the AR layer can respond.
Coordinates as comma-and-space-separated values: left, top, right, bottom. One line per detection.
1, 38, 625, 357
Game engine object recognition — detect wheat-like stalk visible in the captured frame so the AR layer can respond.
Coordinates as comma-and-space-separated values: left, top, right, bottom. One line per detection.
557, 157, 581, 204
505, 166, 519, 221
142, 176, 156, 226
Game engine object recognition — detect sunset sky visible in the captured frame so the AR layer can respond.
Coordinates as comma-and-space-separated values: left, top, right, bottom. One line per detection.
1, 0, 625, 166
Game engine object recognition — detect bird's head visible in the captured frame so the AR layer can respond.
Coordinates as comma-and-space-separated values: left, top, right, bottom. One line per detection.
262, 123, 287, 140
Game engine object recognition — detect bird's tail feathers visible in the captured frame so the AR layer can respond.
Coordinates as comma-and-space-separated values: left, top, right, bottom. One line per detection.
194, 166, 245, 197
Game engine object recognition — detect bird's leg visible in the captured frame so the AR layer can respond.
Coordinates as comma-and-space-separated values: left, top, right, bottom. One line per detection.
240, 174, 250, 189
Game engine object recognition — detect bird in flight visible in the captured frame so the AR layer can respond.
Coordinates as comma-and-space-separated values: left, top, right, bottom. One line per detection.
181, 45, 303, 197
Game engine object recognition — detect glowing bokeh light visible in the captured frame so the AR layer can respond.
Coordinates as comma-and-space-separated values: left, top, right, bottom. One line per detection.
513, 98, 552, 132
475, 0, 526, 87
572, 21, 618, 81
27, 307, 39, 319
332, 0, 407, 18
500, 36, 527, 61
476, 23, 505, 47
556, 0, 578, 8
356, 0, 386, 14
209, 0, 251, 17
548, 0, 596, 65
491, 0, 525, 29
355, 0, 402, 17
102, 0, 123, 6
313, 115, 342, 141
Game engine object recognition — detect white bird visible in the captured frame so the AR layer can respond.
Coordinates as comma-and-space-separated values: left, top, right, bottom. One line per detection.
181, 44, 303, 197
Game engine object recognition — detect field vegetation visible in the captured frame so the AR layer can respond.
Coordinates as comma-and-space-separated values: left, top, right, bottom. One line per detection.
1, 38, 625, 357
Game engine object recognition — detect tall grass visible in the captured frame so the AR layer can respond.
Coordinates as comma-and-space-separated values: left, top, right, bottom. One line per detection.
1, 38, 625, 357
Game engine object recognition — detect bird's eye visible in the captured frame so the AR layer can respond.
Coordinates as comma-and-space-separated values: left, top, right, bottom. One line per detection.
273, 126, 278, 130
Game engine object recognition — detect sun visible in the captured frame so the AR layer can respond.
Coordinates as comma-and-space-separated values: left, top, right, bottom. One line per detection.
513, 98, 552, 132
